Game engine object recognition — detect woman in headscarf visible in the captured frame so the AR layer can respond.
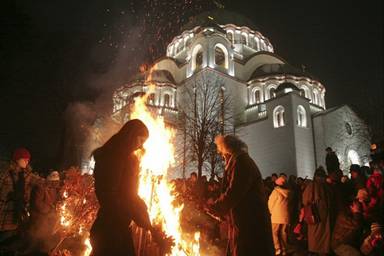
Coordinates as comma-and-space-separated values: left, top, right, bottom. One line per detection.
209, 135, 274, 256
90, 119, 170, 256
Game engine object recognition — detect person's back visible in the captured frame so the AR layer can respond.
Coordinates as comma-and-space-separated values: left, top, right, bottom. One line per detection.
303, 172, 334, 255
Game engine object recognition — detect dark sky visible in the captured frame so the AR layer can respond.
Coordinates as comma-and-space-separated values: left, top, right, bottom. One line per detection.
1, 0, 383, 170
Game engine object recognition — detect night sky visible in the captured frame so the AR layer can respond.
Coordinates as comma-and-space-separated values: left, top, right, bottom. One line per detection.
1, 0, 382, 170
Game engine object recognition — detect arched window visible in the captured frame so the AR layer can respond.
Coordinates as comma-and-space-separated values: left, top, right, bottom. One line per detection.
254, 90, 261, 104
265, 85, 277, 100
185, 38, 191, 48
191, 45, 203, 72
227, 31, 233, 43
313, 89, 319, 105
273, 105, 285, 128
255, 37, 260, 51
299, 85, 311, 100
260, 40, 266, 51
147, 93, 155, 105
297, 105, 307, 127
270, 87, 276, 98
241, 32, 248, 45
348, 150, 360, 165
163, 94, 171, 107
214, 44, 229, 69
177, 41, 183, 53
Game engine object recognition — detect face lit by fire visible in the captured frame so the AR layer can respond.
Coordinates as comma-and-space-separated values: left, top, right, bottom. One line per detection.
215, 135, 229, 156
16, 158, 29, 169
136, 135, 148, 150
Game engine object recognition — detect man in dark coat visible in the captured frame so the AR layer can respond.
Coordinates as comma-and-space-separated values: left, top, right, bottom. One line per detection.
325, 147, 340, 174
209, 135, 274, 256
90, 119, 171, 256
303, 168, 335, 255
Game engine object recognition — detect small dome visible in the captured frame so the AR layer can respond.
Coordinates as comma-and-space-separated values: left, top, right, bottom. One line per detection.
249, 63, 316, 81
148, 70, 176, 84
128, 70, 176, 84
276, 82, 300, 92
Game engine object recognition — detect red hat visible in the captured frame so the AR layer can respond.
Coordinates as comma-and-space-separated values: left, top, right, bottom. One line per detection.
12, 148, 31, 162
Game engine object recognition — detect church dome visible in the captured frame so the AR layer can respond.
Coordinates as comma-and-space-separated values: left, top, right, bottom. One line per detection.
249, 63, 317, 81
128, 70, 176, 85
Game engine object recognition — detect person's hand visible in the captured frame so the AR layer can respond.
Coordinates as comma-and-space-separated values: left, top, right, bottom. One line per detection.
350, 200, 362, 214
151, 226, 174, 255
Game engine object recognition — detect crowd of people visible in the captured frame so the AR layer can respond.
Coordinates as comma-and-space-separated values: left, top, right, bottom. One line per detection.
0, 128, 383, 256
171, 145, 384, 256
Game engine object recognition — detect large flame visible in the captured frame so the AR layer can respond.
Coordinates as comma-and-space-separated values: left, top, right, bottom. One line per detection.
131, 87, 200, 256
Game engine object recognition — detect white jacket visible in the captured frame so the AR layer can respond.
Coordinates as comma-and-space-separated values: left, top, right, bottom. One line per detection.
268, 186, 290, 224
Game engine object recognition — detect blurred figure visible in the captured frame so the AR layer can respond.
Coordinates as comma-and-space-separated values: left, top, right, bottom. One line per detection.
268, 176, 290, 255
349, 164, 366, 194
25, 171, 61, 254
209, 135, 274, 256
271, 173, 278, 184
302, 167, 334, 256
331, 200, 364, 256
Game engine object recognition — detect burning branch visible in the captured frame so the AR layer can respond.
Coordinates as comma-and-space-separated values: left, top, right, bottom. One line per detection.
52, 167, 99, 256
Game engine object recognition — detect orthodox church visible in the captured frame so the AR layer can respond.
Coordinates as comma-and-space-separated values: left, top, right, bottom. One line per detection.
111, 10, 371, 178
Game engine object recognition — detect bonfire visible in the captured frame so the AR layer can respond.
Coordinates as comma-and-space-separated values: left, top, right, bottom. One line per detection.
131, 87, 201, 256
52, 167, 98, 256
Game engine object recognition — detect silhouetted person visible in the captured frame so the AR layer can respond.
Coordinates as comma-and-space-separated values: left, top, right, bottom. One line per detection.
90, 119, 171, 256
325, 147, 340, 174
209, 135, 274, 256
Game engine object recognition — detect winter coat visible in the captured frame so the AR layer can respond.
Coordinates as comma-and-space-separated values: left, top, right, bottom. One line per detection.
90, 121, 153, 256
212, 152, 274, 256
0, 162, 43, 231
331, 210, 363, 250
268, 186, 290, 224
302, 179, 335, 254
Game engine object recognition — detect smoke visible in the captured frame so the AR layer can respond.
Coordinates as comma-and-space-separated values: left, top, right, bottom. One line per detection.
61, 1, 220, 168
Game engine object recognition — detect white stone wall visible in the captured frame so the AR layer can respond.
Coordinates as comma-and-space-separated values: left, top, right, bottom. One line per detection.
291, 95, 316, 178
313, 105, 371, 173
237, 93, 298, 177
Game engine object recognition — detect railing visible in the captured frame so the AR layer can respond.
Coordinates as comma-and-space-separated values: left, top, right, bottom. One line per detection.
258, 111, 267, 119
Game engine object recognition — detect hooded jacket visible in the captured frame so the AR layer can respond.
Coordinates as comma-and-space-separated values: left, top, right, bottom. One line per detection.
268, 186, 290, 224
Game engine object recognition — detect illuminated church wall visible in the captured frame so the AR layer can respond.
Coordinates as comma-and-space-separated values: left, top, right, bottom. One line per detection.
110, 19, 371, 177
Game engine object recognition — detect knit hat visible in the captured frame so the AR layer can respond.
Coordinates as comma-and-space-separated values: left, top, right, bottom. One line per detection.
47, 171, 60, 181
12, 147, 31, 162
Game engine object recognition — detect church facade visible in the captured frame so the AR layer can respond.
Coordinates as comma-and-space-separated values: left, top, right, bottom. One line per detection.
111, 13, 371, 178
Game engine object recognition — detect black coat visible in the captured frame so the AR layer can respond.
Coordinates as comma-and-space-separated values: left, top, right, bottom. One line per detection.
90, 120, 150, 256
326, 152, 340, 173
212, 152, 274, 256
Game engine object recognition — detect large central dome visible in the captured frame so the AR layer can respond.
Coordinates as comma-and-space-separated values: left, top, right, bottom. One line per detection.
181, 9, 258, 32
